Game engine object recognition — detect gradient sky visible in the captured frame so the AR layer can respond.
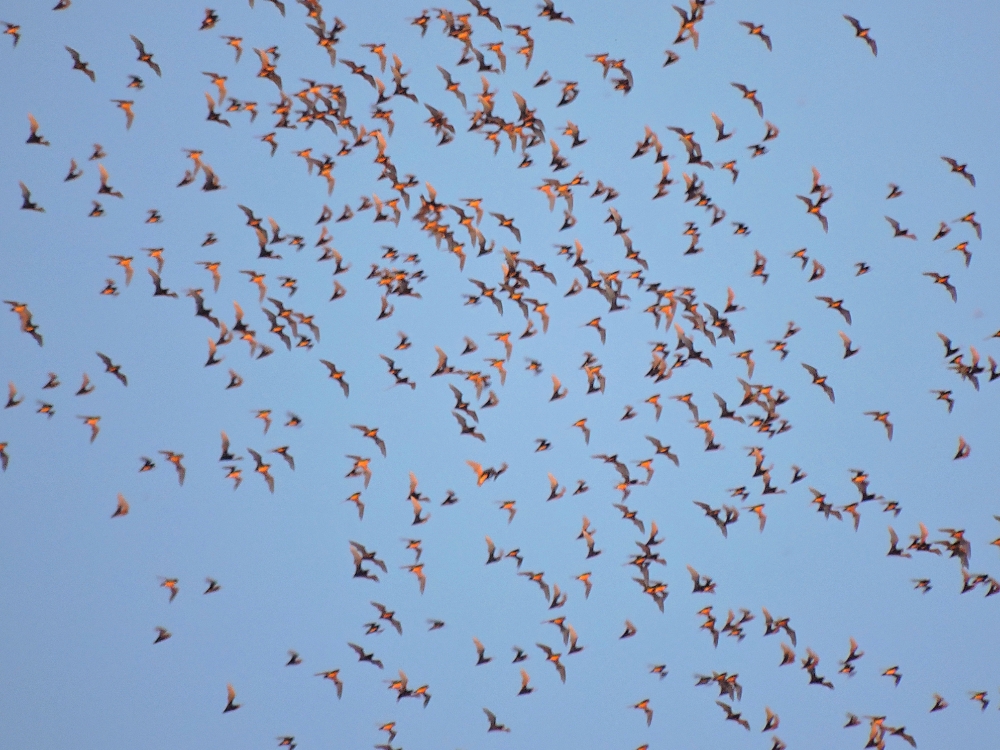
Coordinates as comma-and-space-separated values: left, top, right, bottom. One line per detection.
1, 1, 998, 749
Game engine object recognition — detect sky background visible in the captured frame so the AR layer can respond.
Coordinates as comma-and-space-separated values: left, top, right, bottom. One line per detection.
1, 1, 999, 749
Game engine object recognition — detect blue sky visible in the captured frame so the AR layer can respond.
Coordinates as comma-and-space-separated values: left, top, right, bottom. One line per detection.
1, 1, 998, 748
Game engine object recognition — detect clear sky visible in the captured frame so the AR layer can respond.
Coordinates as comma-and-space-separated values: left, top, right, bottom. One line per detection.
1, 1, 998, 749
